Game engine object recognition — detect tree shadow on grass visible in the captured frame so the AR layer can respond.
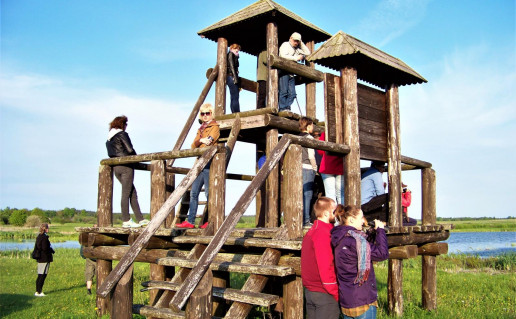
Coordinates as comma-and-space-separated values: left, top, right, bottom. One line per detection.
0, 294, 32, 317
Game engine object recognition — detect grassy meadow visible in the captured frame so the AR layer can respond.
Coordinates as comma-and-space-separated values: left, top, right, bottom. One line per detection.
0, 218, 515, 318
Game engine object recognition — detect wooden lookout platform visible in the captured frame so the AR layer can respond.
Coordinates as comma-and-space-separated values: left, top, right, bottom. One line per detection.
77, 1, 452, 318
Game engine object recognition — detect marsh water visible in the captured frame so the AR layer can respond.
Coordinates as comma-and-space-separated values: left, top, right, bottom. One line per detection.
1, 232, 515, 257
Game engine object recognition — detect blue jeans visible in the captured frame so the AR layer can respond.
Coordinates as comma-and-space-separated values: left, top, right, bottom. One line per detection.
302, 168, 316, 225
227, 76, 240, 113
343, 305, 377, 319
321, 173, 345, 205
188, 167, 210, 224
279, 73, 296, 111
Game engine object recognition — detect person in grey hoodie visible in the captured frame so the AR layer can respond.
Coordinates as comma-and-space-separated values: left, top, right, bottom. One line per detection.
106, 115, 149, 228
331, 205, 388, 318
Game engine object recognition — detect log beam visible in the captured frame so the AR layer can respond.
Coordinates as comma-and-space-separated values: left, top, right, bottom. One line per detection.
388, 245, 418, 259
269, 54, 324, 82
418, 242, 448, 256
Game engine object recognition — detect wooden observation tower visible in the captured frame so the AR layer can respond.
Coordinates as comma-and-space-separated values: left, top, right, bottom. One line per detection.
77, 1, 452, 318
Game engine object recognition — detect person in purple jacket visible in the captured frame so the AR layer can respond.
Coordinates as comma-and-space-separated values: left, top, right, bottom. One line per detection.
331, 205, 389, 318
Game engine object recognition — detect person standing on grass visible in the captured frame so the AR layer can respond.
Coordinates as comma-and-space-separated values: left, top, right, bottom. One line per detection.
106, 115, 150, 228
301, 197, 340, 319
176, 103, 220, 229
331, 205, 389, 318
35, 223, 54, 297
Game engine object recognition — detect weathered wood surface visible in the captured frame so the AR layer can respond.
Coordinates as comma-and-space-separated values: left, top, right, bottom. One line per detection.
169, 136, 292, 311
387, 230, 450, 246
283, 144, 303, 239
265, 128, 280, 228
401, 155, 432, 169
157, 258, 295, 277
215, 107, 277, 120
388, 259, 403, 316
128, 234, 179, 249
418, 242, 448, 256
285, 133, 350, 154
133, 305, 186, 319
206, 67, 257, 94
266, 22, 278, 110
217, 114, 269, 131
209, 151, 226, 230
224, 226, 288, 319
305, 40, 316, 118
111, 265, 133, 319
170, 235, 301, 250
422, 168, 437, 225
422, 255, 437, 310
143, 280, 280, 307
96, 164, 113, 316
269, 54, 324, 82
97, 146, 219, 298
169, 66, 219, 167
215, 38, 228, 116
185, 270, 212, 319
324, 72, 338, 143
283, 275, 303, 319
387, 84, 402, 230
388, 245, 418, 259
88, 233, 127, 246
341, 66, 362, 206
100, 148, 208, 166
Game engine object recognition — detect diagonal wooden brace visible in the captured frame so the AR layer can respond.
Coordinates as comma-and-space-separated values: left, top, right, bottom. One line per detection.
96, 145, 220, 298
169, 136, 292, 311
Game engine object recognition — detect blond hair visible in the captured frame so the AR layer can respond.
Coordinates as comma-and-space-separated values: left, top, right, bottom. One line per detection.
198, 103, 215, 119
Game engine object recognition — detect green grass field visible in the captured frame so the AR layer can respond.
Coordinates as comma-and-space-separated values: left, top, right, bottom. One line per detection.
0, 249, 514, 318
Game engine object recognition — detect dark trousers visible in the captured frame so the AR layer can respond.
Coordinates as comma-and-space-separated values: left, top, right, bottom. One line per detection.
227, 76, 240, 113
257, 80, 266, 109
305, 289, 340, 319
114, 165, 143, 222
36, 274, 47, 293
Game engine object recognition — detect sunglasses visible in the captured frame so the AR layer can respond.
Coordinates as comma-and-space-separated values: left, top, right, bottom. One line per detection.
200, 112, 211, 116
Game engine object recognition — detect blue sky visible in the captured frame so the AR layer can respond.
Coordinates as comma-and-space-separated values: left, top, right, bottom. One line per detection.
1, 0, 515, 218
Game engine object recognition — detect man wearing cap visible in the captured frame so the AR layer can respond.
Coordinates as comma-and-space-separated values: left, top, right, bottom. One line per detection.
361, 161, 387, 205
278, 32, 311, 111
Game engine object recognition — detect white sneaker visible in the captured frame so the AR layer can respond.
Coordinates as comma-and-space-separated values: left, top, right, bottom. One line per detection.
35, 292, 45, 297
122, 219, 141, 228
39, 292, 46, 297
139, 219, 150, 226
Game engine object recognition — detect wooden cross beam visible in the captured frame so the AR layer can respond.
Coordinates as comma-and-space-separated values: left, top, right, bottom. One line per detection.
96, 145, 219, 298
169, 136, 292, 311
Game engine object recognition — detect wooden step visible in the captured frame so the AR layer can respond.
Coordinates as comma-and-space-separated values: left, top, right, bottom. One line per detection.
156, 257, 295, 277
141, 280, 280, 307
133, 304, 185, 319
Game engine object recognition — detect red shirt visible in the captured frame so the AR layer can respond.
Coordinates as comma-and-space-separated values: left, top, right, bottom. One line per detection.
301, 219, 339, 301
317, 132, 344, 175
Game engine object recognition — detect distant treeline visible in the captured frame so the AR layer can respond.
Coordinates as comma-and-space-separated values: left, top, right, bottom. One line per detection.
436, 216, 515, 221
0, 207, 98, 226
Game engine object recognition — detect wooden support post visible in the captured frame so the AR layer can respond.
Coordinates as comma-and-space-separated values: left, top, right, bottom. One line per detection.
419, 242, 448, 256
169, 137, 292, 311
256, 145, 266, 227
283, 275, 303, 319
96, 165, 113, 316
386, 84, 403, 316
388, 245, 418, 259
266, 128, 280, 227
283, 144, 303, 239
422, 167, 437, 310
266, 22, 278, 110
340, 67, 361, 206
165, 172, 176, 228
150, 160, 167, 305
97, 146, 219, 298
215, 38, 228, 116
185, 270, 213, 319
111, 265, 133, 319
305, 40, 316, 118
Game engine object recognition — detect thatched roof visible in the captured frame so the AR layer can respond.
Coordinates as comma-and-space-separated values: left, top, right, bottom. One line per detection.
198, 0, 331, 56
307, 31, 427, 87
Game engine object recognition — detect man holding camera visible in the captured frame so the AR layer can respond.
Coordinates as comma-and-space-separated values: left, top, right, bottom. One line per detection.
278, 32, 311, 111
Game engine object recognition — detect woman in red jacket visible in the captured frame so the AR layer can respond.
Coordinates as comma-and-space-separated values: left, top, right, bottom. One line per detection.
318, 132, 345, 205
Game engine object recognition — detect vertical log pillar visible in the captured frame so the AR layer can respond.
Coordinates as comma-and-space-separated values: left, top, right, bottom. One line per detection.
422, 168, 437, 310
215, 38, 228, 116
386, 84, 403, 316
340, 67, 361, 206
265, 21, 280, 228
96, 165, 113, 316
209, 150, 228, 316
305, 40, 316, 118
282, 145, 303, 319
111, 265, 133, 319
165, 172, 176, 228
266, 22, 278, 110
150, 160, 167, 306
186, 270, 213, 319
255, 146, 266, 227
282, 144, 303, 239
265, 129, 280, 227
